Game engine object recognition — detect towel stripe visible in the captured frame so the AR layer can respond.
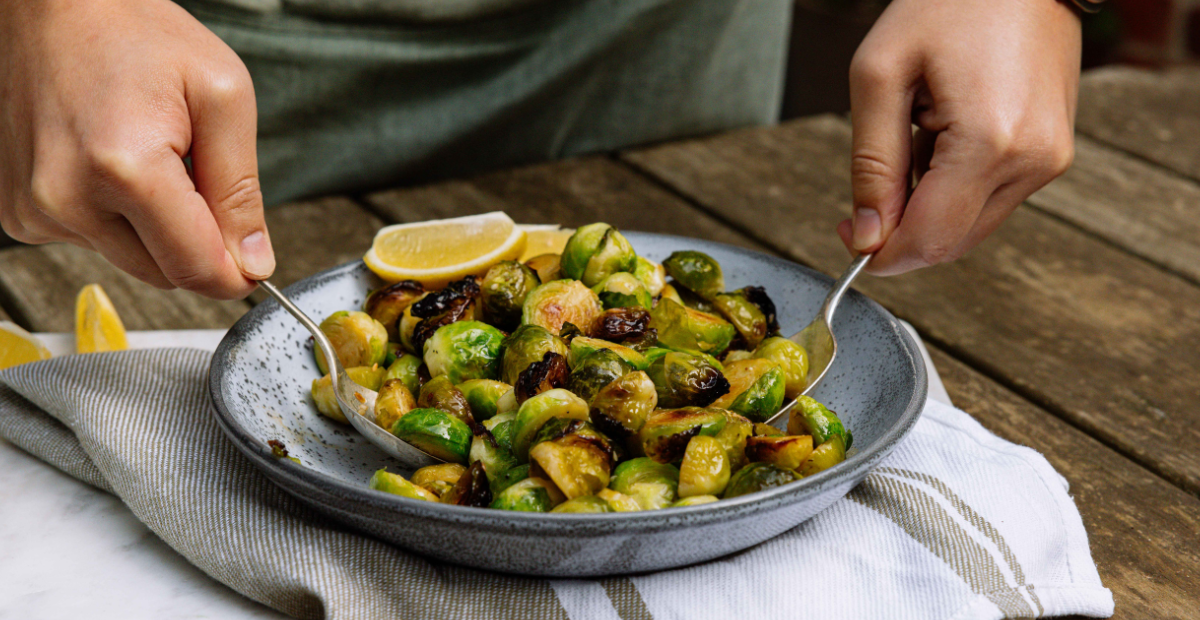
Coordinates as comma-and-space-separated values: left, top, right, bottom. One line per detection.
600, 578, 653, 620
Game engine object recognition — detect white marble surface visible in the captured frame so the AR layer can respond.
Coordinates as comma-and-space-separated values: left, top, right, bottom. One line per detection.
0, 326, 949, 620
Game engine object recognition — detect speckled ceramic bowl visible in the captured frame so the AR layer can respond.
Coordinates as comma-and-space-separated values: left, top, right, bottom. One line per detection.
209, 232, 927, 577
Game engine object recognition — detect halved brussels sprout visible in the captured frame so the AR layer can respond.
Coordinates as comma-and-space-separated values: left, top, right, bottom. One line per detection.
786, 395, 851, 449
529, 420, 615, 499
315, 311, 390, 375
592, 273, 652, 310
560, 223, 637, 287
369, 469, 438, 502
609, 458, 679, 510
711, 359, 778, 408
738, 286, 780, 336
383, 353, 426, 396
568, 336, 648, 371
712, 291, 772, 350
482, 410, 517, 450
650, 298, 736, 355
646, 350, 731, 409
469, 433, 522, 495
410, 463, 468, 499
458, 379, 516, 421
374, 378, 417, 430
500, 324, 568, 385
363, 280, 425, 342
678, 435, 731, 497
799, 436, 847, 476
632, 256, 666, 297
728, 366, 786, 423
416, 375, 473, 424
662, 250, 724, 299
566, 349, 633, 403
658, 284, 683, 305
596, 488, 642, 512
402, 276, 480, 354
525, 253, 563, 283
675, 285, 717, 314
490, 463, 531, 495
489, 477, 565, 512
722, 349, 754, 363
441, 461, 493, 507
639, 407, 728, 463
754, 422, 786, 437
722, 462, 800, 498
390, 407, 473, 464
423, 320, 504, 384
745, 435, 814, 471
753, 337, 810, 398
522, 280, 604, 336
714, 411, 754, 473
670, 495, 719, 507
311, 365, 386, 423
589, 371, 658, 442
511, 388, 590, 460
589, 307, 656, 350
550, 495, 614, 513
481, 261, 541, 330
515, 352, 569, 404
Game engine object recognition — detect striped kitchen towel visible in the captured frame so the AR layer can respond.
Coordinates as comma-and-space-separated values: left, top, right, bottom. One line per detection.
0, 344, 1112, 620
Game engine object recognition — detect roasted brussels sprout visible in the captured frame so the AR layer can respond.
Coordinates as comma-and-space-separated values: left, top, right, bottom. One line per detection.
722, 349, 754, 363
787, 396, 851, 448
311, 365, 386, 423
383, 353, 425, 396
609, 458, 679, 510
489, 477, 565, 512
482, 410, 517, 447
727, 366, 786, 423
524, 253, 563, 283
369, 469, 439, 502
363, 280, 424, 342
566, 349, 633, 403
422, 320, 504, 384
678, 435, 731, 497
675, 285, 718, 314
551, 495, 614, 513
646, 350, 731, 408
596, 488, 642, 512
714, 411, 754, 473
529, 419, 616, 499
416, 375, 473, 424
314, 311, 390, 375
711, 359, 777, 407
754, 422, 786, 437
670, 495, 719, 507
632, 256, 666, 297
390, 407, 473, 464
753, 337, 810, 398
712, 291, 773, 350
738, 286, 779, 336
522, 280, 604, 336
511, 388, 590, 460
639, 407, 728, 463
374, 379, 417, 430
458, 379, 516, 421
591, 273, 652, 310
650, 298, 736, 355
662, 250, 724, 299
469, 432, 522, 495
500, 324, 568, 385
568, 336, 648, 371
722, 462, 800, 498
481, 261, 540, 330
745, 435, 814, 471
589, 370, 658, 442
490, 463, 532, 495
799, 436, 846, 476
659, 284, 683, 305
589, 306, 656, 350
402, 276, 480, 354
441, 461, 494, 507
410, 463, 468, 499
560, 223, 637, 287
514, 352, 569, 404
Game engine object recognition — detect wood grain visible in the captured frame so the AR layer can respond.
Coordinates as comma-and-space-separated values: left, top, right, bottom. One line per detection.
622, 114, 1200, 495
931, 346, 1200, 620
1077, 66, 1200, 181
1027, 135, 1200, 285
0, 243, 248, 332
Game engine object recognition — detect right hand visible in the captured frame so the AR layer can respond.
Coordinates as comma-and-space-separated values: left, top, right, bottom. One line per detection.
0, 0, 274, 299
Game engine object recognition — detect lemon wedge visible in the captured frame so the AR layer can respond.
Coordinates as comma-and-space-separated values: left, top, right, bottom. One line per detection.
518, 224, 576, 262
0, 322, 52, 370
76, 284, 128, 354
363, 212, 527, 287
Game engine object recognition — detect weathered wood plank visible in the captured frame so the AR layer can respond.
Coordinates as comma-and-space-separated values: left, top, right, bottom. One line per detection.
622, 114, 1200, 495
365, 156, 763, 251
0, 244, 248, 332
1077, 66, 1200, 181
930, 346, 1200, 620
1027, 135, 1200, 285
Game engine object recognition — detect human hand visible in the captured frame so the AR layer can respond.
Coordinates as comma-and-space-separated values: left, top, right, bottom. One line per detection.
841, 0, 1081, 275
0, 0, 274, 299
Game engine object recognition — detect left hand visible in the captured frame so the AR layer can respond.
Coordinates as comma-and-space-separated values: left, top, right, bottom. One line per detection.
841, 0, 1082, 275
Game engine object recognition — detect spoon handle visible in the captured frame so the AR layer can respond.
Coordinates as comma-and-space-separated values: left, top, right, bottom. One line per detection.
818, 253, 873, 325
259, 281, 342, 389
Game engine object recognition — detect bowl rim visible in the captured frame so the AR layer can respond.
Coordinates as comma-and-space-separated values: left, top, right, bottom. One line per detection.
209, 232, 927, 529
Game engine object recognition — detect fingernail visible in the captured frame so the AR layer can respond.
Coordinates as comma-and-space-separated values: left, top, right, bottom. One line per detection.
239, 230, 276, 279
852, 208, 881, 251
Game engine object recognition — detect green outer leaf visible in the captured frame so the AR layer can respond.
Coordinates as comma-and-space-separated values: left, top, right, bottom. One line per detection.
560, 223, 610, 281
728, 366, 787, 423
569, 337, 648, 370
723, 462, 800, 498
609, 458, 680, 510
790, 396, 850, 448
650, 298, 735, 354
511, 388, 589, 460
390, 408, 473, 464
551, 496, 614, 513
423, 321, 505, 384
581, 228, 636, 287
369, 469, 434, 501
458, 379, 516, 421
490, 477, 554, 512
383, 354, 424, 395
662, 250, 724, 299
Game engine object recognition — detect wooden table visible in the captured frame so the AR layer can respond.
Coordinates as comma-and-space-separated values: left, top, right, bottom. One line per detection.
1, 66, 1197, 619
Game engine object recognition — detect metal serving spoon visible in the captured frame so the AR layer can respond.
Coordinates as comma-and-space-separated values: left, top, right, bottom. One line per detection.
258, 281, 443, 469
763, 253, 873, 426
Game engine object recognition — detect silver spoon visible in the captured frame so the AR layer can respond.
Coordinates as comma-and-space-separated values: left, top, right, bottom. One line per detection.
258, 281, 443, 469
764, 253, 873, 426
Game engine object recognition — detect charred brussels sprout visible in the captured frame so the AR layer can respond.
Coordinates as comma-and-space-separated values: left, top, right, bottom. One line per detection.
363, 281, 424, 342
390, 407, 473, 464
401, 276, 480, 354
650, 298, 736, 355
441, 461, 494, 507
711, 359, 778, 408
566, 349, 633, 403
727, 366, 786, 423
410, 463, 468, 499
800, 436, 847, 476
524, 253, 563, 283
482, 411, 517, 450
560, 223, 637, 287
592, 273, 652, 310
723, 462, 801, 498
659, 284, 683, 305
714, 411, 754, 473
596, 488, 642, 512
609, 458, 679, 510
754, 423, 786, 437
646, 350, 731, 409
670, 495, 719, 507
678, 435, 731, 497
712, 291, 774, 350
489, 477, 565, 512
529, 420, 616, 499
369, 469, 439, 502
458, 379, 516, 421
500, 324, 568, 385
511, 388, 590, 460
315, 311, 389, 375
481, 261, 540, 330
469, 433, 522, 494
753, 337, 810, 398
416, 375, 473, 424
632, 256, 666, 297
723, 349, 754, 363
786, 396, 851, 449
551, 495, 614, 513
311, 365, 385, 423
383, 353, 425, 396
522, 280, 604, 336
374, 379, 417, 430
639, 407, 728, 463
423, 320, 504, 384
515, 352, 570, 404
568, 336, 648, 371
662, 251, 724, 299
745, 435, 814, 471
589, 370, 658, 442
589, 307, 656, 350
